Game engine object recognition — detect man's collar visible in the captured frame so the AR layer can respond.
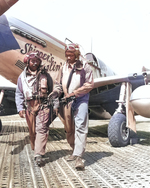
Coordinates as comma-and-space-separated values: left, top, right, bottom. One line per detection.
67, 60, 83, 70
26, 67, 37, 76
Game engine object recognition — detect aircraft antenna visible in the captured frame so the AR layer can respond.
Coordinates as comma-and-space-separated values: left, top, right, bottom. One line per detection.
65, 38, 73, 44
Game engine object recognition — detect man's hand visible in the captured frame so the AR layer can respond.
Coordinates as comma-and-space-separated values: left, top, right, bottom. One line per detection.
53, 108, 59, 116
19, 110, 25, 118
65, 92, 75, 99
48, 90, 58, 99
52, 97, 60, 116
60, 92, 76, 106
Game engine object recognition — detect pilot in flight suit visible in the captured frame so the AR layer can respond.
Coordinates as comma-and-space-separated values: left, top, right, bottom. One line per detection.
15, 51, 62, 166
58, 43, 94, 170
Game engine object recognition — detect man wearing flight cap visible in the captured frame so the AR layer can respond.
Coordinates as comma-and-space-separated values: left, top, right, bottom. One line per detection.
15, 51, 62, 166
58, 43, 94, 170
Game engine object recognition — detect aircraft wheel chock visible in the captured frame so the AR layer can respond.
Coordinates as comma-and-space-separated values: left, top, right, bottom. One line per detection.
108, 113, 130, 147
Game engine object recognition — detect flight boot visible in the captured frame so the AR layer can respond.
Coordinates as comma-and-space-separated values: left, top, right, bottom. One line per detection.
35, 155, 45, 167
75, 157, 84, 170
66, 155, 77, 161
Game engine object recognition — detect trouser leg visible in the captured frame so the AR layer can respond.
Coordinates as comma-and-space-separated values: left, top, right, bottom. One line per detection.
65, 131, 75, 149
72, 101, 89, 157
25, 99, 40, 150
35, 131, 49, 155
58, 102, 75, 149
26, 110, 36, 150
34, 107, 51, 156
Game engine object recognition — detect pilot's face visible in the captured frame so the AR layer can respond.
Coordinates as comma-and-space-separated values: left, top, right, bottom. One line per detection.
28, 57, 41, 71
65, 51, 76, 64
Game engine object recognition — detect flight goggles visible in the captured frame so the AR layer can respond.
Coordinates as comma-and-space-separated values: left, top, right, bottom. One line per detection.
65, 44, 79, 52
24, 52, 42, 64
28, 52, 41, 59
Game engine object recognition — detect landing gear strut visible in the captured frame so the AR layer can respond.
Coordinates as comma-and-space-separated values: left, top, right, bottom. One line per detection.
0, 90, 4, 133
0, 119, 2, 132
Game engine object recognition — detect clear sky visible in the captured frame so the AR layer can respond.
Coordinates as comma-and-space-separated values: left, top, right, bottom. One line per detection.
4, 0, 150, 75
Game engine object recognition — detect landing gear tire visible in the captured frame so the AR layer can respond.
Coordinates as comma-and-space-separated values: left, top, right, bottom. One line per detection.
108, 113, 130, 147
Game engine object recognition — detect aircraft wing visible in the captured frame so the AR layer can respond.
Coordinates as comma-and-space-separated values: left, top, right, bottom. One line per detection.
93, 72, 149, 89
88, 71, 149, 119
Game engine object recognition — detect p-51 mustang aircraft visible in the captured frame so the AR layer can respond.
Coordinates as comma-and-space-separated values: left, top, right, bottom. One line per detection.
1, 0, 150, 148
0, 13, 116, 118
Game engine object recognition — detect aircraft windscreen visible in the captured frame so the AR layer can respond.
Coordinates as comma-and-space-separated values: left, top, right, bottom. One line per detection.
85, 53, 115, 77
85, 53, 98, 67
97, 58, 115, 77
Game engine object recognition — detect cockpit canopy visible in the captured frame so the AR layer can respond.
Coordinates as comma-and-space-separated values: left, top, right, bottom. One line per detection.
85, 53, 115, 77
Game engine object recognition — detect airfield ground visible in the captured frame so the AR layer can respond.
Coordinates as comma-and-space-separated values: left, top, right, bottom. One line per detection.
0, 115, 150, 188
